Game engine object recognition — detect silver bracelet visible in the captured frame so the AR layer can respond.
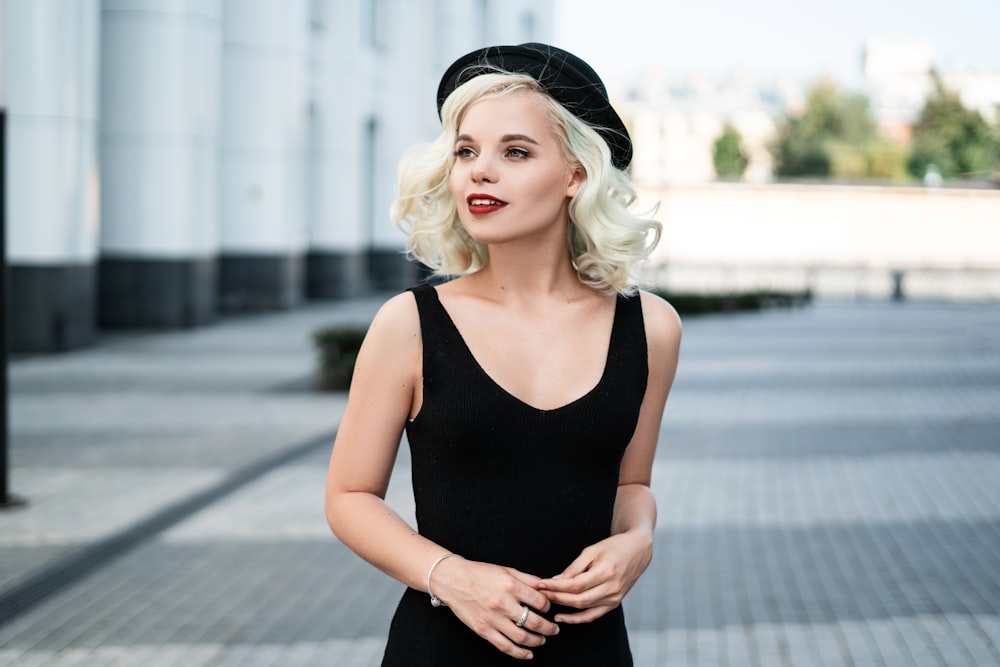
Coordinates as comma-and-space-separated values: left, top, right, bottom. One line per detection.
427, 553, 461, 607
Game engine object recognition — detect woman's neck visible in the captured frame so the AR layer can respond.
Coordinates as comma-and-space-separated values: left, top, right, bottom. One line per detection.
468, 245, 589, 303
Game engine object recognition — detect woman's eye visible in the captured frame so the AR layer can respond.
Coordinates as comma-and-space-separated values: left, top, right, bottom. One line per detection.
453, 147, 475, 158
506, 147, 530, 159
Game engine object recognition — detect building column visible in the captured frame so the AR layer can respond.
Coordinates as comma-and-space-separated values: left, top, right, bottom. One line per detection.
217, 0, 309, 311
99, 1, 221, 329
365, 0, 431, 292
305, 0, 369, 299
4, 0, 101, 352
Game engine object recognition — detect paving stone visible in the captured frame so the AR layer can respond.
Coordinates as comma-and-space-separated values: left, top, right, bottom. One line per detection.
1, 299, 998, 665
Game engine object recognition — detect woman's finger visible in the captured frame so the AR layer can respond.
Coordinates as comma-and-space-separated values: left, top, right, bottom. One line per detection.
479, 604, 560, 660
513, 605, 561, 640
541, 581, 617, 610
483, 627, 536, 661
553, 605, 613, 624
538, 568, 603, 595
505, 569, 554, 613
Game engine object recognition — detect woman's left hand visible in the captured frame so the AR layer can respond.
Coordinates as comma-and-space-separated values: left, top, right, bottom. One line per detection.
536, 529, 653, 624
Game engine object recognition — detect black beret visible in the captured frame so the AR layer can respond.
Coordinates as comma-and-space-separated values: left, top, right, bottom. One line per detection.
436, 43, 633, 171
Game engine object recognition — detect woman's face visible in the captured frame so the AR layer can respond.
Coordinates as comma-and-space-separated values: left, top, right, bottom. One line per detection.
449, 92, 584, 247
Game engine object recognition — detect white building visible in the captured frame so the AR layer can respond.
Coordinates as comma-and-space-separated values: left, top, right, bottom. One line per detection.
862, 37, 937, 142
612, 68, 794, 186
864, 36, 1000, 140
2, 0, 553, 352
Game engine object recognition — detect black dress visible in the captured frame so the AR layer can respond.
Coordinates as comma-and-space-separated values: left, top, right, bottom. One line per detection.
381, 283, 648, 666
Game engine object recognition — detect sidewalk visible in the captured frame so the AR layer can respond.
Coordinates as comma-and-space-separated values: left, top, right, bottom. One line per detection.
1, 297, 998, 666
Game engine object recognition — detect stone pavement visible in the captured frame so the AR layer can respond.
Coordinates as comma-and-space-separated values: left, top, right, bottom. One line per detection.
1, 296, 998, 666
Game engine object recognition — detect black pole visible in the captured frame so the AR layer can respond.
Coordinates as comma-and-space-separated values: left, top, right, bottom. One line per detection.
1, 106, 10, 504
1, 106, 23, 509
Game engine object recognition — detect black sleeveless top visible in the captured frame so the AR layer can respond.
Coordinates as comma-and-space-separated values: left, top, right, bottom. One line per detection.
381, 283, 648, 666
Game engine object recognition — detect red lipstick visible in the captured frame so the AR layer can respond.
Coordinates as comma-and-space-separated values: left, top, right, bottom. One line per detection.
466, 193, 508, 215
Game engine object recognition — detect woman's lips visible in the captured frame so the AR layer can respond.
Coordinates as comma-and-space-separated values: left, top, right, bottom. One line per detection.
467, 195, 508, 215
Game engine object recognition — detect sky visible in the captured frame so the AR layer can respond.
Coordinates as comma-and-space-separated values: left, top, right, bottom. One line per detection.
554, 0, 1000, 86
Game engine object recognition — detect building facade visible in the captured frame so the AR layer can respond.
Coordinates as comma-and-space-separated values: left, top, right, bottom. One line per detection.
3, 0, 553, 352
863, 36, 1000, 141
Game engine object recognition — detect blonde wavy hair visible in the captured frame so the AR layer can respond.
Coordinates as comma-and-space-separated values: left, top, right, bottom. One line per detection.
391, 72, 660, 295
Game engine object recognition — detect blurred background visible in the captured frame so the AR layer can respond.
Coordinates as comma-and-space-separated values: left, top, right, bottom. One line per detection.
3, 0, 999, 355
2, 5, 999, 664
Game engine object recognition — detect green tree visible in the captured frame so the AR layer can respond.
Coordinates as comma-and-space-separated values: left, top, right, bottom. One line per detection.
712, 123, 749, 178
769, 79, 906, 180
908, 73, 1000, 180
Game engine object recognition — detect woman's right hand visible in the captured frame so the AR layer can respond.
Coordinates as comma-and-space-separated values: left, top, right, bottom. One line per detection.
431, 557, 561, 660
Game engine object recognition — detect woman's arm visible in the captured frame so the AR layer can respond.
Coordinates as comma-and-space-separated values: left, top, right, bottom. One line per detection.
538, 291, 682, 622
325, 293, 435, 584
324, 292, 558, 660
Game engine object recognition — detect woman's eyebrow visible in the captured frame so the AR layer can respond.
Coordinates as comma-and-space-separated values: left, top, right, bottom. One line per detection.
499, 134, 539, 145
455, 133, 539, 145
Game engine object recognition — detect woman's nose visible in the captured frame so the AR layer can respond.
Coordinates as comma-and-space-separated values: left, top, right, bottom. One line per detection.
471, 156, 497, 183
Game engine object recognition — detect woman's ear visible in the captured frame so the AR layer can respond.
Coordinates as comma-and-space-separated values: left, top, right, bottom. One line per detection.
566, 163, 587, 197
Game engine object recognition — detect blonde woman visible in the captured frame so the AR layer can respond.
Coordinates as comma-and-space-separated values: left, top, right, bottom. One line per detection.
326, 43, 682, 665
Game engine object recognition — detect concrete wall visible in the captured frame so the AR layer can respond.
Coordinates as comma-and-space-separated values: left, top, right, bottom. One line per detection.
641, 183, 1000, 300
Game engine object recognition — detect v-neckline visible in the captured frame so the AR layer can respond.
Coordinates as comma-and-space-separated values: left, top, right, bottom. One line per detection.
425, 285, 619, 414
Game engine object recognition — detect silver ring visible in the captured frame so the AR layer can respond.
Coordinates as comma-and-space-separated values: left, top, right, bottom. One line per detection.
516, 605, 530, 627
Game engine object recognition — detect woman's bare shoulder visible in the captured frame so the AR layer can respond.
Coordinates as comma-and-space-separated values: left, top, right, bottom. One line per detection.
635, 290, 682, 402
638, 290, 682, 339
361, 291, 422, 356
373, 290, 421, 324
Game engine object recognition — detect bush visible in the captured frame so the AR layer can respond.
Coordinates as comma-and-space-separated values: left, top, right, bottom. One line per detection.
651, 289, 812, 315
313, 326, 368, 391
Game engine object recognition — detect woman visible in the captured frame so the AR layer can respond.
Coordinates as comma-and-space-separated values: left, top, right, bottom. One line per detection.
325, 43, 682, 665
